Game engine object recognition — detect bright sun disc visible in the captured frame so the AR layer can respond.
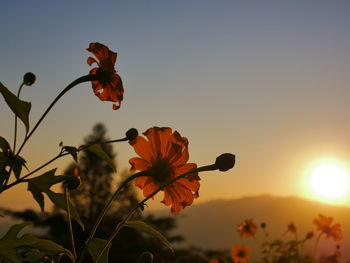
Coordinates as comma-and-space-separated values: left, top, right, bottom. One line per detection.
310, 163, 349, 199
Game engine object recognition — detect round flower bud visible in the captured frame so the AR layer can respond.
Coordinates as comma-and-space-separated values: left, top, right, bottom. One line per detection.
126, 128, 138, 141
215, 153, 235, 171
64, 168, 81, 190
260, 222, 266, 229
23, 72, 36, 86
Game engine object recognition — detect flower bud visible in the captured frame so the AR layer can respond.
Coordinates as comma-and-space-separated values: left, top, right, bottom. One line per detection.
23, 72, 36, 86
64, 168, 81, 190
215, 153, 235, 171
260, 222, 266, 229
306, 231, 314, 240
126, 128, 138, 141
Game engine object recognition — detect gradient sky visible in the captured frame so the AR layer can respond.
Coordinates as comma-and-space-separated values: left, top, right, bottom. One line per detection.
1, 0, 350, 211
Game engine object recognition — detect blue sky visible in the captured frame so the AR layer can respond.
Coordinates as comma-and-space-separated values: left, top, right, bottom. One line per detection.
1, 0, 350, 211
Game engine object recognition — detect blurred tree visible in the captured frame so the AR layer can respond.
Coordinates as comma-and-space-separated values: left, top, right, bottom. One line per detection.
3, 123, 211, 263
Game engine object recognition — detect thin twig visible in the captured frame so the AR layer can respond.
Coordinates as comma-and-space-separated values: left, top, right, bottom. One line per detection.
65, 187, 77, 261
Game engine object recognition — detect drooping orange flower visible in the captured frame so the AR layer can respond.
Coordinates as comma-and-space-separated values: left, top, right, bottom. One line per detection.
231, 244, 250, 263
237, 219, 258, 238
129, 127, 200, 214
313, 214, 342, 241
87, 42, 123, 110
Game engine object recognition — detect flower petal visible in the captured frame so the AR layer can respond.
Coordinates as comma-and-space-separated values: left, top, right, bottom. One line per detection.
87, 42, 117, 65
129, 136, 155, 163
129, 157, 151, 172
143, 127, 173, 159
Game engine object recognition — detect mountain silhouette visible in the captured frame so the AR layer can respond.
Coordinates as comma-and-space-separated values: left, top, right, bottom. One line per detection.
154, 195, 350, 262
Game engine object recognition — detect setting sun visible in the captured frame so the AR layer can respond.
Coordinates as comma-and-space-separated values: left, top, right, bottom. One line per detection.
310, 162, 349, 200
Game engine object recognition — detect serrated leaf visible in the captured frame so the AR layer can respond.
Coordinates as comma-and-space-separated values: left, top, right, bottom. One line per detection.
0, 136, 10, 152
0, 82, 31, 134
12, 156, 27, 180
125, 221, 173, 251
87, 238, 111, 263
26, 169, 84, 229
87, 144, 116, 171
63, 146, 78, 162
0, 223, 73, 263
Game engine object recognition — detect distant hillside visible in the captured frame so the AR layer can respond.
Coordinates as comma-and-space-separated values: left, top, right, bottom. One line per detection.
154, 195, 350, 262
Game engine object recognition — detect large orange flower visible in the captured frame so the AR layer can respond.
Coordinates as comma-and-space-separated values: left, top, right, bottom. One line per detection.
237, 219, 258, 238
87, 42, 123, 110
313, 214, 342, 241
129, 127, 200, 214
231, 244, 250, 263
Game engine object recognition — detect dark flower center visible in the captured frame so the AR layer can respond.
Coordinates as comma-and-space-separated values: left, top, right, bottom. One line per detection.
243, 224, 252, 232
96, 68, 114, 84
237, 250, 246, 258
150, 159, 173, 184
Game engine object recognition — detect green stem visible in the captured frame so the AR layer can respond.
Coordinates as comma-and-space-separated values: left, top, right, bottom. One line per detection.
65, 187, 77, 261
94, 164, 217, 262
4, 75, 96, 188
0, 150, 66, 193
0, 136, 129, 193
312, 232, 323, 259
15, 74, 96, 158
13, 83, 25, 153
3, 83, 25, 188
78, 171, 148, 263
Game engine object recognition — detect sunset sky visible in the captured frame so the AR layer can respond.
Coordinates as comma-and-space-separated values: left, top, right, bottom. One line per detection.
1, 1, 350, 212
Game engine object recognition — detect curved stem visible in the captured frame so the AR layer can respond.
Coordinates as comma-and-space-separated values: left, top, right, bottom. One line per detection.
312, 232, 323, 259
0, 136, 129, 193
94, 164, 217, 262
13, 83, 25, 153
4, 74, 95, 188
78, 171, 148, 263
65, 187, 77, 261
16, 74, 95, 157
3, 83, 25, 187
0, 150, 66, 193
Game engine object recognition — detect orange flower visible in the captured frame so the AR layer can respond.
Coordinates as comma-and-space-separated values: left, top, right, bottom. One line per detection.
87, 42, 123, 110
231, 244, 250, 263
129, 127, 199, 214
237, 219, 258, 238
313, 214, 342, 241
209, 258, 219, 263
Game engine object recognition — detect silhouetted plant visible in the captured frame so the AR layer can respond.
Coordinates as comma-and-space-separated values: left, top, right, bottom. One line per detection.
0, 42, 235, 262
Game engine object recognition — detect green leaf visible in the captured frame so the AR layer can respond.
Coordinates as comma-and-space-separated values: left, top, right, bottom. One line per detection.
87, 144, 116, 171
0, 223, 73, 263
0, 136, 10, 152
26, 169, 84, 229
46, 190, 84, 229
12, 155, 27, 180
0, 82, 31, 134
87, 238, 111, 263
0, 152, 12, 186
63, 146, 78, 162
125, 220, 173, 251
